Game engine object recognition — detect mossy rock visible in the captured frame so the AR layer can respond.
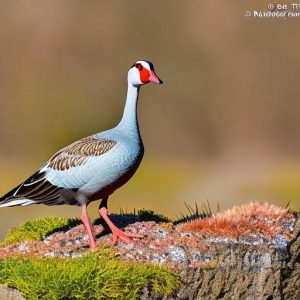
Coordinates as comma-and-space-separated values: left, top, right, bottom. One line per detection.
0, 215, 179, 300
1, 208, 299, 299
1, 210, 171, 247
2, 217, 81, 246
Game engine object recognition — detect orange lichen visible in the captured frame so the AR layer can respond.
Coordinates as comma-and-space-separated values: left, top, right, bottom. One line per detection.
181, 202, 295, 241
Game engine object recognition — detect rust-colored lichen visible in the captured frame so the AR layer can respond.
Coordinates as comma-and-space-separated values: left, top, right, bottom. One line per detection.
181, 202, 295, 241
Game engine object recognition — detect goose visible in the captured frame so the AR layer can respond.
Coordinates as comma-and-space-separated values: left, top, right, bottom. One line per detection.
0, 60, 163, 251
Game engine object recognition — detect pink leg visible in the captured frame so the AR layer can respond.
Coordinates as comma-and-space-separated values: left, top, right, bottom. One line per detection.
81, 204, 96, 251
99, 207, 143, 245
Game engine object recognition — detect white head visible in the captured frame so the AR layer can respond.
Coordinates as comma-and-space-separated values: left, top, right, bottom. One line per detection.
128, 60, 163, 87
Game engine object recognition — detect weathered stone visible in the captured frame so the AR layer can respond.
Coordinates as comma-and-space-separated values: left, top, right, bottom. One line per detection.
138, 215, 300, 300
0, 285, 25, 300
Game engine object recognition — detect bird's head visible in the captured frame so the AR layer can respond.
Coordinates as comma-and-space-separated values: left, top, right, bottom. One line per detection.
128, 60, 163, 87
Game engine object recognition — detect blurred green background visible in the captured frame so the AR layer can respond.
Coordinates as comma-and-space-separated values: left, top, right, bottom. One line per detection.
0, 1, 300, 240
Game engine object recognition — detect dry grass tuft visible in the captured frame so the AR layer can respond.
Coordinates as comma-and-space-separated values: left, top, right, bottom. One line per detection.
221, 202, 292, 220
181, 202, 295, 241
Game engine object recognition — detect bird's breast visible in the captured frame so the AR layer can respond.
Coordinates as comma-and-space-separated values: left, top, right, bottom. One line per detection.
78, 138, 144, 198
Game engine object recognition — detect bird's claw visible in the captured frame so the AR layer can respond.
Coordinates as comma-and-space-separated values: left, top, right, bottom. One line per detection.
111, 228, 143, 245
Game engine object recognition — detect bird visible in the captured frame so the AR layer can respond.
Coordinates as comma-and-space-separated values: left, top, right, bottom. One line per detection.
0, 60, 163, 251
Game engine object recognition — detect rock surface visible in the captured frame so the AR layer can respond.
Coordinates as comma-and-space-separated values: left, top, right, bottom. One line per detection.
140, 216, 300, 300
0, 203, 299, 299
0, 285, 25, 300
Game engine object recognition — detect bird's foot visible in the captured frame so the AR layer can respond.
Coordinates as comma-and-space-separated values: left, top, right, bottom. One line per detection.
99, 207, 143, 245
111, 227, 143, 245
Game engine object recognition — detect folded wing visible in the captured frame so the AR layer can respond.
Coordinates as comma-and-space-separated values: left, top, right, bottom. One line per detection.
0, 136, 117, 206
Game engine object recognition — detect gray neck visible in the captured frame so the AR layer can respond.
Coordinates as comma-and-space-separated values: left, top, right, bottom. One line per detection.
117, 83, 141, 138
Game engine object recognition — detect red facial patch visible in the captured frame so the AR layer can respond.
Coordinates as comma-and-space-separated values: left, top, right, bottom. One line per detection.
135, 63, 150, 83
139, 68, 150, 83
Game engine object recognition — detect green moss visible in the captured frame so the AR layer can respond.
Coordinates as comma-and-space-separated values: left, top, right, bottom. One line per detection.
93, 209, 171, 227
137, 209, 171, 223
2, 217, 81, 245
0, 250, 179, 300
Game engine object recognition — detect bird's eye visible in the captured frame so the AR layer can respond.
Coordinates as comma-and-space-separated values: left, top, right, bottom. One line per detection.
135, 63, 143, 71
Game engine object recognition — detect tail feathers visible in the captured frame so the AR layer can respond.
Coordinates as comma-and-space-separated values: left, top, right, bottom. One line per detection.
0, 183, 22, 201
0, 183, 22, 207
0, 198, 35, 208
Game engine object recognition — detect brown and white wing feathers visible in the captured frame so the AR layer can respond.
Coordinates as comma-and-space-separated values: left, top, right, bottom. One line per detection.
48, 136, 116, 171
0, 136, 117, 207
0, 170, 62, 206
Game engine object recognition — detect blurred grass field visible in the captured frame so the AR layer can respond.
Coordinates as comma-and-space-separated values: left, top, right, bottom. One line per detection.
0, 1, 300, 240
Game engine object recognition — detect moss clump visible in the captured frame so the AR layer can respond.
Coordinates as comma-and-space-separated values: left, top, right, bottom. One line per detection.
2, 217, 81, 245
0, 250, 179, 300
137, 209, 171, 223
94, 209, 171, 228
